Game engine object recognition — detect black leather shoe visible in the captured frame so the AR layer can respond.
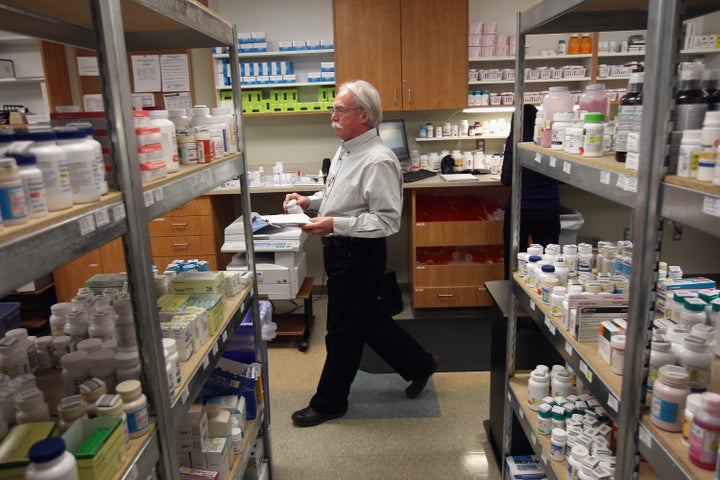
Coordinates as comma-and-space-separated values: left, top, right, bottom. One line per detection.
405, 355, 439, 399
291, 406, 346, 427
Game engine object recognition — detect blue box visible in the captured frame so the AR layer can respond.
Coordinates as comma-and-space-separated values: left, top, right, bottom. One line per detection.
0, 302, 21, 337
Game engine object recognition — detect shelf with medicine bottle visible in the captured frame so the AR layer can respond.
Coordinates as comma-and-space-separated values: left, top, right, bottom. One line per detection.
0, 1, 269, 479
503, 2, 720, 480
212, 39, 335, 115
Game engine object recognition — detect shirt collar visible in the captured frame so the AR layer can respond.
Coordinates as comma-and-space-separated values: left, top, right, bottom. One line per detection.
341, 128, 378, 153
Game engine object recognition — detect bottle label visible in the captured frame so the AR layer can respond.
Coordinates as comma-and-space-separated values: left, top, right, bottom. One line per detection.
651, 395, 679, 423
0, 183, 28, 221
126, 404, 150, 433
688, 422, 720, 465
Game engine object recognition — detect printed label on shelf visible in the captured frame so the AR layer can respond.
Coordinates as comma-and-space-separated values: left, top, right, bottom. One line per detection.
616, 175, 627, 190
579, 360, 593, 383
79, 214, 96, 236
549, 156, 557, 168
519, 409, 524, 420
607, 393, 619, 412
126, 464, 139, 480
113, 204, 126, 221
530, 432, 535, 445
222, 331, 228, 343
639, 424, 652, 448
600, 171, 611, 185
534, 152, 541, 163
95, 208, 111, 228
544, 316, 556, 335
202, 355, 210, 370
565, 341, 573, 356
562, 161, 572, 174
626, 177, 637, 192
416, 223, 426, 227
508, 391, 512, 402
540, 451, 547, 464
212, 342, 219, 356
703, 196, 720, 217
180, 386, 190, 404
153, 187, 165, 202
529, 300, 536, 311
144, 191, 154, 207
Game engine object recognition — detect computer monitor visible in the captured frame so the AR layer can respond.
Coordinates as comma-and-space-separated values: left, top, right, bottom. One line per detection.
378, 119, 410, 162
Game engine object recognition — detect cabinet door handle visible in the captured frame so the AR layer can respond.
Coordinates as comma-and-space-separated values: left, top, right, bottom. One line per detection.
393, 88, 398, 105
407, 88, 412, 105
170, 223, 188, 227
173, 243, 190, 247
437, 293, 454, 298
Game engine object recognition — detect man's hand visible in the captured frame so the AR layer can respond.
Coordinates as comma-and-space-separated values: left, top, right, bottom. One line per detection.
301, 216, 333, 236
283, 193, 310, 213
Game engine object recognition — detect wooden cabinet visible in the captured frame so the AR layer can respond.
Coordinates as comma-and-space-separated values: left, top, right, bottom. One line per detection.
148, 196, 235, 272
333, 0, 468, 111
53, 238, 124, 302
410, 186, 507, 308
53, 196, 236, 302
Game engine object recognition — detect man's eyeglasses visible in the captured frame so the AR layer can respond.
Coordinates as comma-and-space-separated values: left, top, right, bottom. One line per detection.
329, 106, 363, 116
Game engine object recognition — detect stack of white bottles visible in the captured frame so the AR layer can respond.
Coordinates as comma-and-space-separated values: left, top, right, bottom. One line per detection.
134, 109, 167, 182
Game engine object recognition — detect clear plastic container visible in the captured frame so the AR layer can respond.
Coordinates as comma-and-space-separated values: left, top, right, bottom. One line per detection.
578, 84, 609, 121
541, 86, 575, 148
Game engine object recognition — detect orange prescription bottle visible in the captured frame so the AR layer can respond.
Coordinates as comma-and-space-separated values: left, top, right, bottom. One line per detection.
568, 34, 580, 55
580, 33, 592, 54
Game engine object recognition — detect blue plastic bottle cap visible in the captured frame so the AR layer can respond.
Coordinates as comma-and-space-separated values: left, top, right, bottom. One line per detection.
28, 437, 67, 463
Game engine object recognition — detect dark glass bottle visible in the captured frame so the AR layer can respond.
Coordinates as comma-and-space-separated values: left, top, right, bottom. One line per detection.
615, 72, 644, 162
674, 69, 708, 131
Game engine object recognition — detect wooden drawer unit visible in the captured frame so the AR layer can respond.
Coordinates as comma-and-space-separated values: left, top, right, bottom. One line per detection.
413, 263, 504, 286
148, 215, 215, 237
413, 286, 479, 308
414, 220, 503, 247
149, 196, 236, 271
410, 186, 507, 308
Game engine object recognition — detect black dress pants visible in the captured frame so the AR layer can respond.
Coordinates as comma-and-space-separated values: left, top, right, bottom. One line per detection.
309, 236, 433, 414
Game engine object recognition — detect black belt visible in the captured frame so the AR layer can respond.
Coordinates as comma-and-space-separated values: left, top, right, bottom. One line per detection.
320, 236, 382, 247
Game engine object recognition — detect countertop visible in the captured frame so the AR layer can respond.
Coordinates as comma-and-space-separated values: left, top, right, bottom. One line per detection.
207, 173, 503, 195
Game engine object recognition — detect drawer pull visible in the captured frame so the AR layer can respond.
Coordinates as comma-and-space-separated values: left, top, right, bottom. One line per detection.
173, 243, 190, 247
170, 223, 188, 227
437, 293, 455, 298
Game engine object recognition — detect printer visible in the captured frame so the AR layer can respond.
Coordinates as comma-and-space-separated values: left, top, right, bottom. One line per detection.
222, 213, 308, 299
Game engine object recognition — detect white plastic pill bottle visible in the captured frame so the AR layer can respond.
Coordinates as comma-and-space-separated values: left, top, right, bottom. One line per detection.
116, 379, 150, 438
25, 437, 79, 480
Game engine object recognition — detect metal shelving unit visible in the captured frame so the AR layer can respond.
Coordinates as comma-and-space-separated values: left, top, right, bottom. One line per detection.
503, 1, 720, 480
0, 1, 269, 478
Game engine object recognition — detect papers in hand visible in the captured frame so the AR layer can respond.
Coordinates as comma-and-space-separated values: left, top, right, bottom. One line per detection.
261, 213, 312, 226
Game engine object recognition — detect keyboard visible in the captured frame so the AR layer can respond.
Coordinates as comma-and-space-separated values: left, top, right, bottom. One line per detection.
403, 169, 436, 183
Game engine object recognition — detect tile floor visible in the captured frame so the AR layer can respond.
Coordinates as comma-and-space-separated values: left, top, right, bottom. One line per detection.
265, 294, 503, 480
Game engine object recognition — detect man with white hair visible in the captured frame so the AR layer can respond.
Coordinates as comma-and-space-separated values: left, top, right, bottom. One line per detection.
284, 80, 438, 427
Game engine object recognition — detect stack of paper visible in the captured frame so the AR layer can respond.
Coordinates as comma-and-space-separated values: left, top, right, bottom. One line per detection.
440, 174, 479, 182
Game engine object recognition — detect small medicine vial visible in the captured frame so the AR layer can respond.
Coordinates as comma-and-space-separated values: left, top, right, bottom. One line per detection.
12, 153, 47, 218
610, 334, 626, 375
0, 157, 28, 226
116, 379, 150, 438
25, 437, 79, 480
581, 113, 604, 157
549, 428, 567, 461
